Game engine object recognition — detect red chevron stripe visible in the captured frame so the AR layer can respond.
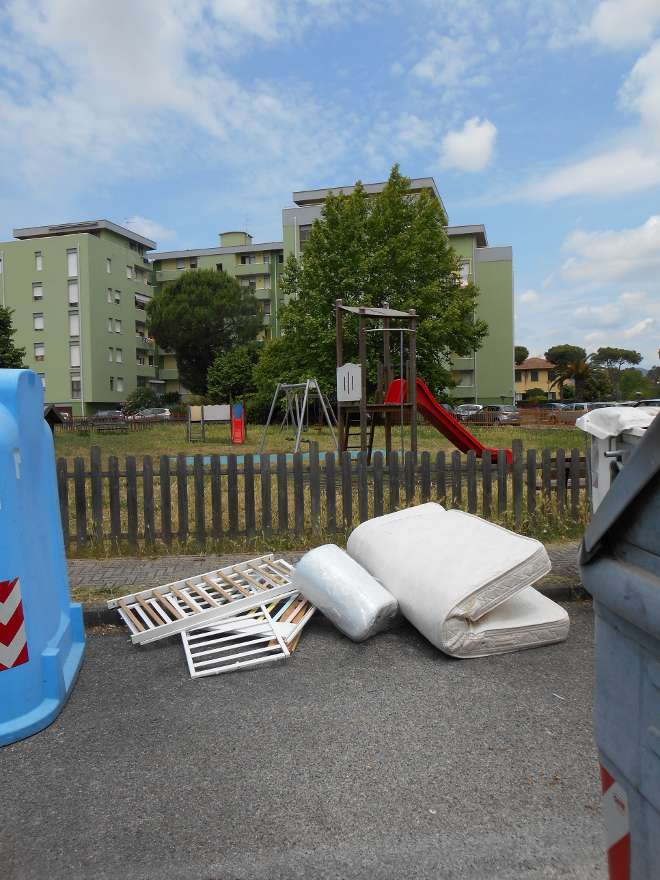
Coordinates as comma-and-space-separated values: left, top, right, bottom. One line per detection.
0, 603, 24, 646
0, 641, 28, 671
0, 578, 19, 604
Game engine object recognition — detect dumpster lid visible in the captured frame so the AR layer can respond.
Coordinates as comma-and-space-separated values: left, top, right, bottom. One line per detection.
581, 411, 660, 563
576, 405, 659, 439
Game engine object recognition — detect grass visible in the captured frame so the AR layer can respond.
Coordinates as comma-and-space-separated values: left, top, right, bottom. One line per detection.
54, 421, 587, 466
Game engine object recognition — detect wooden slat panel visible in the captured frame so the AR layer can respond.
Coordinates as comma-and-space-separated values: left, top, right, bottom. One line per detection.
497, 450, 507, 515
373, 451, 384, 518
309, 443, 321, 533
210, 454, 222, 540
389, 450, 400, 512
325, 451, 337, 533
90, 445, 103, 543
570, 448, 581, 517
293, 452, 304, 535
143, 455, 155, 548
244, 454, 256, 538
159, 454, 172, 547
512, 439, 523, 529
260, 453, 272, 535
341, 451, 353, 528
126, 455, 138, 549
481, 453, 492, 519
435, 451, 446, 504
357, 452, 369, 523
420, 451, 431, 504
452, 451, 462, 508
527, 448, 537, 515
74, 456, 87, 545
466, 450, 477, 514
108, 456, 121, 546
227, 453, 239, 536
542, 447, 552, 500
177, 453, 189, 543
404, 450, 415, 505
556, 448, 566, 514
194, 454, 206, 544
56, 458, 70, 547
277, 453, 288, 533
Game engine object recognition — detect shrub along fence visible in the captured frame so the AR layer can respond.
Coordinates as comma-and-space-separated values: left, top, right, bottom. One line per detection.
57, 440, 589, 556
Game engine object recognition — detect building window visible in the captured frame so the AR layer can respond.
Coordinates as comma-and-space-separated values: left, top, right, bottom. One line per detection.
458, 261, 470, 287
33, 313, 44, 331
515, 370, 522, 382
240, 254, 256, 264
109, 347, 114, 362
216, 263, 223, 272
548, 370, 556, 382
136, 351, 145, 366
298, 225, 312, 250
34, 342, 45, 362
68, 280, 79, 305
278, 253, 283, 263
108, 318, 113, 332
114, 290, 121, 305
69, 311, 80, 336
263, 300, 271, 318
115, 348, 123, 364
189, 258, 198, 269
135, 294, 148, 310
32, 282, 43, 300
37, 373, 45, 389
116, 377, 124, 393
0, 256, 3, 274
263, 253, 270, 264
263, 275, 271, 289
106, 258, 111, 274
115, 318, 122, 333
107, 288, 113, 303
71, 375, 81, 399
35, 251, 43, 271
70, 343, 80, 368
67, 248, 78, 277
176, 258, 185, 270
110, 376, 114, 391
530, 370, 539, 382
457, 371, 474, 387
126, 265, 133, 279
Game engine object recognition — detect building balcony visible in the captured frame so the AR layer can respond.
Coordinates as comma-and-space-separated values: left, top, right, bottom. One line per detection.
157, 367, 179, 381
234, 262, 271, 277
152, 269, 184, 284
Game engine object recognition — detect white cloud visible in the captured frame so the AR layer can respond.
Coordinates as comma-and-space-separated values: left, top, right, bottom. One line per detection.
440, 117, 497, 172
124, 216, 176, 243
412, 36, 475, 87
623, 317, 656, 338
620, 40, 660, 138
582, 0, 660, 50
574, 303, 622, 326
519, 289, 539, 304
561, 215, 660, 284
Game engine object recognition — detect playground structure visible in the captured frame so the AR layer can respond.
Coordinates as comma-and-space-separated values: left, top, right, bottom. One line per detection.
259, 379, 337, 454
335, 298, 510, 464
187, 403, 245, 444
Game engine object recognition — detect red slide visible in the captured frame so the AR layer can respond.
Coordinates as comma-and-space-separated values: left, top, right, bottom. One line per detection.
385, 378, 512, 464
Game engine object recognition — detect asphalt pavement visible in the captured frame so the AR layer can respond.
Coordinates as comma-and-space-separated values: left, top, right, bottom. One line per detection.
1, 602, 605, 880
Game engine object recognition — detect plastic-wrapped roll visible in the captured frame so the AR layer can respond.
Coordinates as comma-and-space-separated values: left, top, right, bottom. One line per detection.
292, 544, 398, 641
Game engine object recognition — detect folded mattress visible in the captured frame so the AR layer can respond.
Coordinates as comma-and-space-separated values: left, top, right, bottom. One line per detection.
292, 544, 398, 642
347, 503, 560, 657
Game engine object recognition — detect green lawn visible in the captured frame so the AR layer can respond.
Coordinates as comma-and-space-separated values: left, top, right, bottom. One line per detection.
54, 420, 587, 465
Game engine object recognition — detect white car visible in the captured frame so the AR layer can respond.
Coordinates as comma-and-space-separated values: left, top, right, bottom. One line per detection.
455, 403, 483, 422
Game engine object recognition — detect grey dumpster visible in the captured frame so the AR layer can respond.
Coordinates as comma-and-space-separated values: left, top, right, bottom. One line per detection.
579, 410, 660, 879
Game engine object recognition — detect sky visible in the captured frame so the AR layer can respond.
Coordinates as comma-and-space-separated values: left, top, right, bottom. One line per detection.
0, 0, 659, 365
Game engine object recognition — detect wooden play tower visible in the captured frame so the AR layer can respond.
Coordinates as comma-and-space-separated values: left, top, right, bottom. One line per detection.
335, 299, 418, 462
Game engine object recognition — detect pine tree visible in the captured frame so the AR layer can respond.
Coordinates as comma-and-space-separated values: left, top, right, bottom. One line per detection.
0, 307, 25, 369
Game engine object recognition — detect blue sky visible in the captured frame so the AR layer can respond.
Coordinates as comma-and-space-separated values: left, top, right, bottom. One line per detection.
1, 0, 659, 364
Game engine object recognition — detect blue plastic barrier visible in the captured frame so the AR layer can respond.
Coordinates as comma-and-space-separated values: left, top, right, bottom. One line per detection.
0, 370, 85, 746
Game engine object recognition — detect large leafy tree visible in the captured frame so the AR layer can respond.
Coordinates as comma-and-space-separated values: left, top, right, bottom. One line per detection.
0, 307, 25, 368
514, 345, 529, 365
147, 269, 259, 395
619, 367, 655, 399
550, 354, 595, 400
207, 341, 260, 403
544, 344, 586, 368
255, 165, 487, 399
591, 347, 642, 400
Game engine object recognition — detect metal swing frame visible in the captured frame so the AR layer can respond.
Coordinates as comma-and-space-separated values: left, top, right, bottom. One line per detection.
259, 379, 337, 454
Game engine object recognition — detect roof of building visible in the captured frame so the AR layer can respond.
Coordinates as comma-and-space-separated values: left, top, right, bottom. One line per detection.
292, 177, 446, 215
13, 219, 156, 250
518, 357, 556, 370
150, 241, 284, 260
446, 224, 488, 247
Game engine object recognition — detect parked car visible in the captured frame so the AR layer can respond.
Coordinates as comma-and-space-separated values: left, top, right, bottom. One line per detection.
440, 403, 456, 415
468, 404, 521, 425
455, 403, 483, 422
92, 409, 124, 423
540, 402, 567, 410
565, 402, 588, 411
634, 399, 660, 407
135, 407, 171, 422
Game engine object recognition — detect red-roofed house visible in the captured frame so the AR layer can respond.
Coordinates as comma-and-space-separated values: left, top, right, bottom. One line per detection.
515, 356, 560, 401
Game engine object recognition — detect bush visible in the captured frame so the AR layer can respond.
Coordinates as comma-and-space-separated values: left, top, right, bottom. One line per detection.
524, 387, 547, 401
123, 387, 159, 414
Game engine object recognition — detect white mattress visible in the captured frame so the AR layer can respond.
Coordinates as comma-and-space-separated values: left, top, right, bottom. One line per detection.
346, 503, 561, 657
292, 544, 398, 642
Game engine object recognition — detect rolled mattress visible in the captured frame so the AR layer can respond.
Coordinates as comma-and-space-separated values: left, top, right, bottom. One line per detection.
347, 503, 563, 657
292, 544, 398, 641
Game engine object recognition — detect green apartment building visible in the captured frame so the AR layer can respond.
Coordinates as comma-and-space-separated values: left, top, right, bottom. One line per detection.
0, 220, 178, 415
282, 179, 514, 404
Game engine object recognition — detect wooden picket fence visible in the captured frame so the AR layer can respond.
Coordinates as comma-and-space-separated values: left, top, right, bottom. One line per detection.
56, 440, 588, 554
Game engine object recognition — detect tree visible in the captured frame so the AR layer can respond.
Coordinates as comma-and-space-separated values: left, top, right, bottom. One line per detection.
544, 344, 586, 368
123, 386, 159, 414
583, 368, 614, 402
591, 347, 642, 400
0, 307, 25, 368
647, 365, 660, 390
207, 341, 260, 403
255, 165, 487, 401
514, 346, 529, 365
524, 387, 547, 401
550, 354, 594, 400
147, 269, 260, 395
619, 367, 655, 399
